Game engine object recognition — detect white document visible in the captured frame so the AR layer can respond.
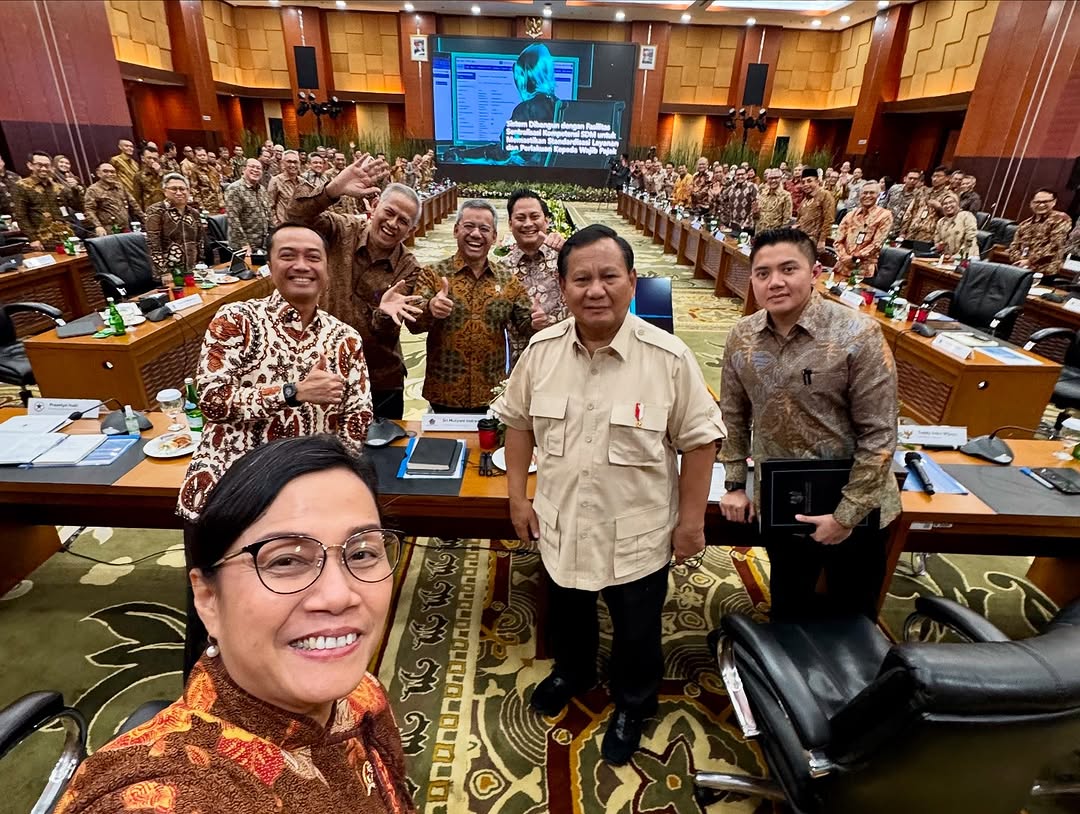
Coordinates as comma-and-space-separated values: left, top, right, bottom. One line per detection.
708, 462, 727, 504
0, 433, 66, 465
30, 434, 108, 466
0, 414, 70, 434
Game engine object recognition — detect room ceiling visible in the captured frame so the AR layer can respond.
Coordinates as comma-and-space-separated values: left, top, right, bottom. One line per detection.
226, 0, 917, 32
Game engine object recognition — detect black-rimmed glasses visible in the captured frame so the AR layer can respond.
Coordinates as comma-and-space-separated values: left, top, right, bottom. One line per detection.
211, 529, 403, 594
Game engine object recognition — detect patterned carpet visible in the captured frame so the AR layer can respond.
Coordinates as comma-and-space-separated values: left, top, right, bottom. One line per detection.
2, 202, 1073, 814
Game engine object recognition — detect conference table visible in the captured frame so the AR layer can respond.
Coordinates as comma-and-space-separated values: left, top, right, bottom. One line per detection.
23, 271, 274, 410
904, 258, 1080, 364
1, 409, 1077, 611
404, 183, 458, 245
0, 251, 104, 337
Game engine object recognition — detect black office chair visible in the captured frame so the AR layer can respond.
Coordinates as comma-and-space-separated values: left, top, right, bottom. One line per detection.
1001, 222, 1019, 247
0, 692, 169, 813
86, 232, 156, 302
632, 276, 674, 334
975, 210, 990, 230
975, 228, 996, 259
922, 260, 1033, 338
204, 214, 229, 264
987, 216, 1015, 246
693, 596, 1080, 814
898, 238, 936, 257
864, 246, 913, 291
0, 301, 65, 405
817, 246, 839, 270
1025, 326, 1080, 414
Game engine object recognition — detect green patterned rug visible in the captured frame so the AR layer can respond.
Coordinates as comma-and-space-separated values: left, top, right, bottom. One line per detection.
2, 202, 1072, 814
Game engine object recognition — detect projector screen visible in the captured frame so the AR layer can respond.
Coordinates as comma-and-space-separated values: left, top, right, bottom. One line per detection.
430, 35, 637, 186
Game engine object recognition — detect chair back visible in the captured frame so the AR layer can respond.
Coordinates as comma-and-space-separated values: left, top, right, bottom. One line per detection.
206, 215, 228, 244
950, 260, 1033, 333
86, 232, 156, 301
987, 217, 1015, 246
865, 247, 913, 290
0, 303, 17, 348
975, 229, 995, 258
1001, 222, 1019, 247
975, 210, 990, 230
205, 215, 229, 263
631, 276, 673, 333
823, 623, 1080, 814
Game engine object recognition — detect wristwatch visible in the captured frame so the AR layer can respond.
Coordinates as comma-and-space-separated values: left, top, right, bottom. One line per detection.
283, 382, 301, 408
724, 481, 746, 492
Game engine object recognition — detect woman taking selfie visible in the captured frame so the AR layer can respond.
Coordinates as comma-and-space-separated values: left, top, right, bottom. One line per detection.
57, 435, 413, 814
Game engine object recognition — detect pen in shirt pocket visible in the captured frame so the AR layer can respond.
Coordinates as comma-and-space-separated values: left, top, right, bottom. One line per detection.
802, 369, 813, 386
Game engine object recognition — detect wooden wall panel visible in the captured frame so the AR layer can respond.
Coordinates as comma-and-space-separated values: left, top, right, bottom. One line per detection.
771, 30, 838, 109
550, 20, 628, 42
327, 11, 402, 93
899, 0, 998, 100
203, 0, 238, 85
106, 0, 173, 71
236, 8, 288, 89
630, 20, 670, 147
661, 25, 739, 105
437, 16, 513, 37
829, 20, 873, 108
398, 12, 436, 138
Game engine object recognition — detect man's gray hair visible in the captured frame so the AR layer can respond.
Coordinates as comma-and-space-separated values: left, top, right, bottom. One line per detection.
282, 149, 299, 159
162, 172, 188, 188
457, 198, 498, 227
381, 182, 422, 225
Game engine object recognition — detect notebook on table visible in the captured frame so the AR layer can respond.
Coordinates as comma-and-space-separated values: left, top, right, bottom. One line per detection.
406, 437, 461, 472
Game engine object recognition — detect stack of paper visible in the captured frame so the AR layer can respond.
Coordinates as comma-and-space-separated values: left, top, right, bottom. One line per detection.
0, 433, 67, 465
30, 435, 108, 466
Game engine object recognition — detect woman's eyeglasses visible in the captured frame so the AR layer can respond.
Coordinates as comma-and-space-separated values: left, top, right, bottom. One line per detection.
211, 529, 403, 594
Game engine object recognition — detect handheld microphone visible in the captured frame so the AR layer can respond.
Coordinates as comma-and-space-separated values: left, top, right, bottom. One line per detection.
904, 451, 936, 495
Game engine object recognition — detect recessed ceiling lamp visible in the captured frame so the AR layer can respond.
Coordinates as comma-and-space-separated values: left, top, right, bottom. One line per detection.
471, 4, 481, 14
878, 0, 889, 7
268, 0, 280, 6
335, 0, 346, 7
404, 2, 413, 10
681, 13, 691, 23
746, 16, 756, 26
615, 10, 625, 21
811, 18, 821, 26
840, 14, 850, 22
543, 4, 552, 17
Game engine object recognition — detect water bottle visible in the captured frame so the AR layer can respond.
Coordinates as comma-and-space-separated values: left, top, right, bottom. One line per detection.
106, 298, 126, 336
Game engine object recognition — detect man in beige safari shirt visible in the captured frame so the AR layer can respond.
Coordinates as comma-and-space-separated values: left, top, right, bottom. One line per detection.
493, 224, 725, 767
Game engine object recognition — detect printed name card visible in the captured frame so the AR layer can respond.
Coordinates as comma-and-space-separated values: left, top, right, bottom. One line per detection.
420, 413, 491, 432
24, 255, 56, 269
896, 425, 968, 446
931, 333, 974, 361
839, 290, 865, 309
1063, 298, 1080, 314
28, 397, 101, 418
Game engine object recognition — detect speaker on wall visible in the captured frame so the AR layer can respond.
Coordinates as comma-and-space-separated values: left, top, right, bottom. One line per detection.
295, 45, 319, 90
743, 63, 768, 107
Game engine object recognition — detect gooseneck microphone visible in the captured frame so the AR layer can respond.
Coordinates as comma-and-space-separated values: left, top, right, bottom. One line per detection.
904, 451, 936, 495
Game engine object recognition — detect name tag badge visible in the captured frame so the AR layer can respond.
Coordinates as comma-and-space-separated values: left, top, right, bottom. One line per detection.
920, 209, 929, 219
59, 206, 69, 216
856, 231, 866, 244
75, 212, 85, 220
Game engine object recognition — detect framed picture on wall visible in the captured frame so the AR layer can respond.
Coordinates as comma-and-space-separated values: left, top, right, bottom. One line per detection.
639, 45, 657, 70
410, 35, 428, 62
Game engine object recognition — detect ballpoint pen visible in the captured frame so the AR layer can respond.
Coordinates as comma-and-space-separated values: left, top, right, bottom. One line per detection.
1019, 467, 1054, 490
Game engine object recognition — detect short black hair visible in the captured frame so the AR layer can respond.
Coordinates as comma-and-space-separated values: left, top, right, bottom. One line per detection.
906, 168, 923, 177
28, 150, 51, 163
164, 141, 176, 152
1035, 187, 1057, 197
749, 227, 817, 268
934, 165, 950, 174
557, 223, 633, 279
507, 188, 552, 219
190, 435, 379, 574
268, 221, 330, 254
800, 167, 818, 179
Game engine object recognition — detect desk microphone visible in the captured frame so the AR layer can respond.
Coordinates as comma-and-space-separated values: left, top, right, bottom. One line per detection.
69, 398, 153, 434
904, 451, 936, 495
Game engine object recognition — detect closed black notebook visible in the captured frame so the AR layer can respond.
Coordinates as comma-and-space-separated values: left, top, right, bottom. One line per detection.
759, 458, 878, 533
406, 437, 460, 471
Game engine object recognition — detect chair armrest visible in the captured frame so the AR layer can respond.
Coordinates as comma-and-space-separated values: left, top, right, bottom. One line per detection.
988, 304, 1023, 337
1024, 326, 1076, 351
0, 691, 64, 759
1043, 598, 1080, 633
721, 614, 832, 746
3, 301, 65, 324
903, 596, 1010, 643
95, 270, 127, 291
921, 289, 953, 307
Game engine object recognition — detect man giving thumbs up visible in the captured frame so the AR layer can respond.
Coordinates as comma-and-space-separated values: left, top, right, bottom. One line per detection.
408, 199, 538, 413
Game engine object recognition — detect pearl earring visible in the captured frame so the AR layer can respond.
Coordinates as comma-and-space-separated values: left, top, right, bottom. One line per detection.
205, 638, 220, 658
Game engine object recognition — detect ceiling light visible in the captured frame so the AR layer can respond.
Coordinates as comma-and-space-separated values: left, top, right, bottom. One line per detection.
335, 0, 346, 7
878, 0, 889, 7
840, 14, 850, 22
746, 16, 756, 26
404, 2, 413, 9
615, 10, 625, 21
811, 18, 821, 26
681, 12, 691, 22
268, 0, 279, 5
543, 3, 552, 16
471, 4, 481, 13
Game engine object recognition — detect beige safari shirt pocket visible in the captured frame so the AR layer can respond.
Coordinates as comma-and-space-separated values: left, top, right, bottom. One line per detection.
532, 489, 560, 556
613, 503, 672, 579
608, 402, 668, 465
530, 393, 568, 456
